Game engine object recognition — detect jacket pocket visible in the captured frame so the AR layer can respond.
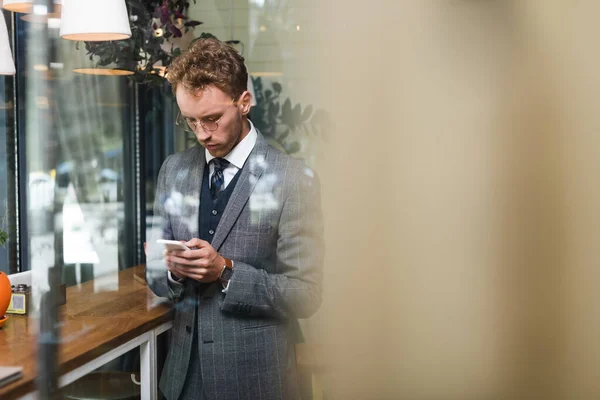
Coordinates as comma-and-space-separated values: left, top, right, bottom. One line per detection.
241, 322, 282, 331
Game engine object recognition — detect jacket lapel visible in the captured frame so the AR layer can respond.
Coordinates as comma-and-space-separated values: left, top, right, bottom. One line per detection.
211, 133, 269, 251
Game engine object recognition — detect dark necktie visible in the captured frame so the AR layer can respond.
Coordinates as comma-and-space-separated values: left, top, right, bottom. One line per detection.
210, 158, 230, 198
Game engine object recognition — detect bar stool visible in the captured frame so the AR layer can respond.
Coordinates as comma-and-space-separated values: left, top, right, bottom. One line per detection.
62, 371, 140, 400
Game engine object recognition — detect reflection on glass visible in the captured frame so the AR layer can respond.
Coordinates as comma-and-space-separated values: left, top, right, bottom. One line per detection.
0, 76, 11, 274
23, 32, 132, 288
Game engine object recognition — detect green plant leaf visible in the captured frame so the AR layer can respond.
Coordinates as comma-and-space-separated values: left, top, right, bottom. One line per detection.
292, 104, 302, 125
98, 56, 114, 67
268, 102, 279, 120
301, 105, 313, 122
272, 82, 282, 94
282, 99, 292, 123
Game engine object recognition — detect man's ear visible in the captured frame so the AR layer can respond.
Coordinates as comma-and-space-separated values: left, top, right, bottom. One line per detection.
239, 91, 252, 115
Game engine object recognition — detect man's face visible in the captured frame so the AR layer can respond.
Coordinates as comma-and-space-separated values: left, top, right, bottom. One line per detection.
176, 84, 249, 158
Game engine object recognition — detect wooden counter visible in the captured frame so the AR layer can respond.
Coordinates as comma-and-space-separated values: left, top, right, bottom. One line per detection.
0, 265, 173, 399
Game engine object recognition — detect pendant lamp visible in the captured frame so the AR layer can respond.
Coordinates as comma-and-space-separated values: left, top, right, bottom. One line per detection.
0, 13, 16, 75
21, 0, 62, 23
69, 40, 132, 76
2, 0, 61, 15
2, 0, 32, 13
73, 68, 133, 76
60, 0, 131, 41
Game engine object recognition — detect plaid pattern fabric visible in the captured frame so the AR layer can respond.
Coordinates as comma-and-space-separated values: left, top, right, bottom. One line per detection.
145, 132, 324, 400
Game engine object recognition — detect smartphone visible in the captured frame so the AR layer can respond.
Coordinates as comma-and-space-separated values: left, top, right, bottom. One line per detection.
156, 239, 190, 251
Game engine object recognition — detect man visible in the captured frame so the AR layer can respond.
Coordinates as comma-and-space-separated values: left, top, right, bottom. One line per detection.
145, 38, 324, 400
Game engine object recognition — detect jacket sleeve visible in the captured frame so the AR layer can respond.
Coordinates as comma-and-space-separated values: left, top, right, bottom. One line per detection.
145, 155, 186, 301
220, 166, 324, 319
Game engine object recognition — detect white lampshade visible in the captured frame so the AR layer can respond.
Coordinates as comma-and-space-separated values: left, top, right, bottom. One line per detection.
60, 0, 131, 41
2, 0, 60, 14
2, 0, 32, 13
69, 40, 132, 76
0, 12, 16, 75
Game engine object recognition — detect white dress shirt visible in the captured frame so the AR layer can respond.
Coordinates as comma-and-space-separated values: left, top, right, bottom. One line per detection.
205, 120, 258, 190
168, 121, 258, 288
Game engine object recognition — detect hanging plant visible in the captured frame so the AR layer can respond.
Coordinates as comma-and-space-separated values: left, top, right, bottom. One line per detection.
249, 77, 333, 155
82, 0, 203, 87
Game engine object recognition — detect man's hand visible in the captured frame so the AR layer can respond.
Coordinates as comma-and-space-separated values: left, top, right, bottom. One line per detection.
164, 238, 226, 283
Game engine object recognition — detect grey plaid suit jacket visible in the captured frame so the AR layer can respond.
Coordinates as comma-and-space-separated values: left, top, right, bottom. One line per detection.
146, 131, 324, 400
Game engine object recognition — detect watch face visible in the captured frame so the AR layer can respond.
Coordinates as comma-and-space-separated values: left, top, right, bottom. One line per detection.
220, 267, 234, 282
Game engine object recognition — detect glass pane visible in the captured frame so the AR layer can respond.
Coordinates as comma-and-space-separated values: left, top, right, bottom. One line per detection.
0, 10, 16, 275
18, 26, 134, 283
0, 76, 11, 275
142, 86, 178, 257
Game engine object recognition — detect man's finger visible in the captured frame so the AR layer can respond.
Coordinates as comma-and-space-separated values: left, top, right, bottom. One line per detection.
186, 269, 210, 280
164, 248, 186, 257
185, 238, 210, 249
168, 260, 206, 274
176, 264, 209, 276
172, 267, 207, 281
170, 263, 203, 275
168, 264, 187, 278
170, 250, 211, 264
168, 254, 197, 266
182, 248, 208, 260
169, 263, 213, 283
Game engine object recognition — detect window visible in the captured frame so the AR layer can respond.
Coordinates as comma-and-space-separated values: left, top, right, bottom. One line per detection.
0, 10, 16, 275
1, 16, 140, 283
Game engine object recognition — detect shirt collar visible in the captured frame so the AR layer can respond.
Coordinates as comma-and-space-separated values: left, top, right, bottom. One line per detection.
205, 120, 258, 169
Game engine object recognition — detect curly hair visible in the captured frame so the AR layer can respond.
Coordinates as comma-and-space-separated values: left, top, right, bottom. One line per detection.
167, 38, 248, 99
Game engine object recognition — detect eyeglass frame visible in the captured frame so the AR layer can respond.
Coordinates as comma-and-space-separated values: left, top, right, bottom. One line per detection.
176, 95, 242, 133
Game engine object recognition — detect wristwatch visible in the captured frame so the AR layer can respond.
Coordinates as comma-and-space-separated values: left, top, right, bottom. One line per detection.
219, 257, 234, 285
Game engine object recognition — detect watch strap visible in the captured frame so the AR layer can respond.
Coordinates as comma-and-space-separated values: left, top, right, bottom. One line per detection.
219, 257, 233, 285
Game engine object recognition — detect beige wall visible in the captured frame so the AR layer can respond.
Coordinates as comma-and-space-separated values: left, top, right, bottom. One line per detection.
312, 1, 600, 399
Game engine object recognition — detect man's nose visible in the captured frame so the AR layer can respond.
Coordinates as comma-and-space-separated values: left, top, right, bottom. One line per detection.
195, 128, 211, 141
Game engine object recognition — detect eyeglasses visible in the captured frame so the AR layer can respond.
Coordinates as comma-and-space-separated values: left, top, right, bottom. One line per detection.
176, 98, 236, 133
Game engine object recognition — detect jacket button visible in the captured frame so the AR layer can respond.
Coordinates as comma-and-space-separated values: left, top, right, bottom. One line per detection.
186, 325, 192, 334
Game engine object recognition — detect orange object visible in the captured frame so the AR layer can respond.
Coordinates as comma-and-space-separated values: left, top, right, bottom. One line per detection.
0, 272, 11, 321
